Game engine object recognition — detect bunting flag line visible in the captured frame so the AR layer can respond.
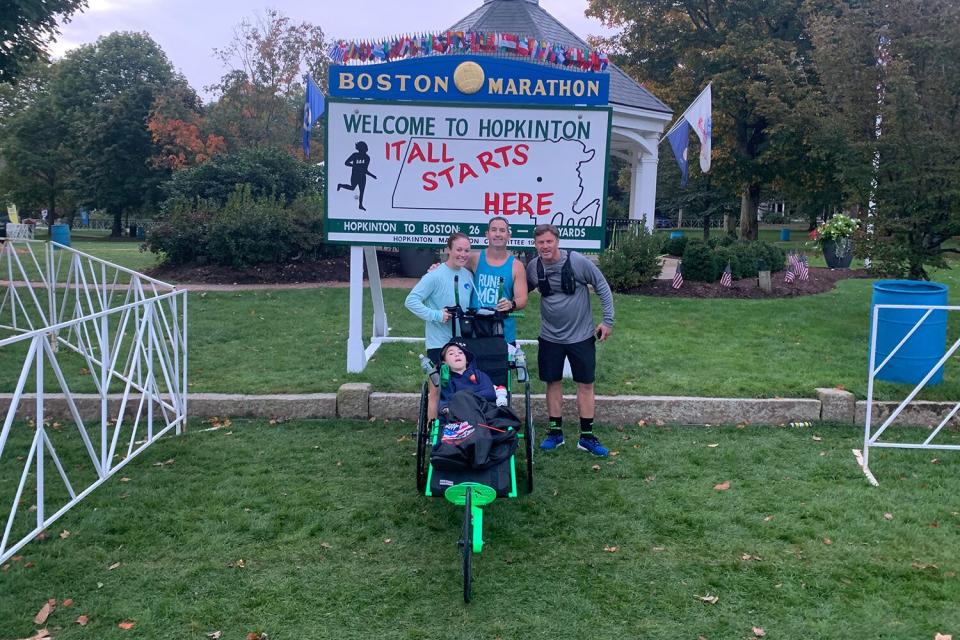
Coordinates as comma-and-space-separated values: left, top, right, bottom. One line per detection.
326, 31, 610, 72
720, 262, 732, 288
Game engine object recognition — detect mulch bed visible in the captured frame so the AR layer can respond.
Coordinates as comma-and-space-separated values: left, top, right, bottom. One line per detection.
148, 252, 871, 298
631, 267, 873, 299
147, 251, 404, 285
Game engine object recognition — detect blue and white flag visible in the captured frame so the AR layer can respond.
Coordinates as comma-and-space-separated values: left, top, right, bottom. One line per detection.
684, 84, 712, 173
666, 120, 691, 188
302, 75, 325, 158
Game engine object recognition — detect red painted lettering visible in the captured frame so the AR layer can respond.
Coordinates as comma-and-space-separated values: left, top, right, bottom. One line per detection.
458, 162, 479, 184
422, 172, 438, 191
477, 151, 500, 173
484, 192, 500, 215
514, 143, 529, 166
537, 192, 553, 215
518, 192, 533, 215
494, 144, 513, 167
437, 165, 456, 188
407, 142, 425, 164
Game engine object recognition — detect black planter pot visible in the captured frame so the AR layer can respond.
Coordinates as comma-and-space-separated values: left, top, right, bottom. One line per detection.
399, 246, 438, 277
822, 238, 853, 269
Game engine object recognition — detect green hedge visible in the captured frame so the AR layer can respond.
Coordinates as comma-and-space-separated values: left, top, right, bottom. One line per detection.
598, 224, 663, 291
146, 187, 342, 268
682, 239, 785, 282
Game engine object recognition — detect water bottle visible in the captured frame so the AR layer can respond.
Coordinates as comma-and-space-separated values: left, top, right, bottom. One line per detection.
419, 354, 440, 387
514, 348, 528, 382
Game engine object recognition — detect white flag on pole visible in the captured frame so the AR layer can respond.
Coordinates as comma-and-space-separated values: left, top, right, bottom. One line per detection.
683, 84, 712, 173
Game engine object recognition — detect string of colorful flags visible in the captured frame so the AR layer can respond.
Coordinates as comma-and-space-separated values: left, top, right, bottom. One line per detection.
328, 31, 610, 72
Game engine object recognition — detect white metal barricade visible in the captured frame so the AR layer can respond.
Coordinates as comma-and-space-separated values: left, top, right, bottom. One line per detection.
861, 303, 960, 484
0, 238, 187, 563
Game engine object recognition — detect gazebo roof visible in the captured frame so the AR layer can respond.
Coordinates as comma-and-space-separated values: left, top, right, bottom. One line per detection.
448, 0, 672, 114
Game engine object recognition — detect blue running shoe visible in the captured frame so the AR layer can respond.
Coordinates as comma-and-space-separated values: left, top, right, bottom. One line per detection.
577, 435, 609, 457
539, 430, 565, 451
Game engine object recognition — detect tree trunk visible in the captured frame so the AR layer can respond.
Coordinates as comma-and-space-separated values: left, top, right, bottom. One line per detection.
702, 214, 711, 241
112, 211, 123, 237
723, 212, 737, 236
739, 183, 761, 241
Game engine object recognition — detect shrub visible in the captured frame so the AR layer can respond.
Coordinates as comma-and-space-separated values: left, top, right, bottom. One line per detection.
598, 224, 663, 291
663, 234, 688, 257
163, 148, 316, 208
712, 246, 743, 280
681, 239, 718, 282
145, 186, 343, 268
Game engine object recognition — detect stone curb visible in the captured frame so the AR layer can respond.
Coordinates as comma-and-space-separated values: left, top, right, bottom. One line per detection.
1, 388, 945, 427
7, 387, 944, 426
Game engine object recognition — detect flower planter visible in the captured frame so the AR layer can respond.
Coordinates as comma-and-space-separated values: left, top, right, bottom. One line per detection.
822, 238, 853, 269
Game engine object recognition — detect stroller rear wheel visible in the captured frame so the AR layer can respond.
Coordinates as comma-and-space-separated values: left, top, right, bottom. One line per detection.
524, 383, 534, 493
416, 380, 429, 492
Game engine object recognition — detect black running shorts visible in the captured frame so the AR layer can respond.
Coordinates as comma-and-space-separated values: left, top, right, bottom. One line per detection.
537, 336, 596, 384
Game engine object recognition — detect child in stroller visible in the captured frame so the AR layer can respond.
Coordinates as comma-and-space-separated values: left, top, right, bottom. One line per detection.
437, 341, 507, 417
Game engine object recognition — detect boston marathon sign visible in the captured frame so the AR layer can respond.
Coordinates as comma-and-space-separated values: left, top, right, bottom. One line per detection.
325, 55, 612, 249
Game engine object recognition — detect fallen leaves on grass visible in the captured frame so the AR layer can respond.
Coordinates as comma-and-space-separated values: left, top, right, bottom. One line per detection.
707, 443, 719, 448
741, 554, 762, 561
752, 627, 766, 637
320, 542, 332, 550
206, 632, 222, 639
823, 537, 833, 545
59, 530, 70, 540
812, 435, 823, 442
652, 546, 666, 552
108, 562, 121, 570
935, 634, 952, 640
34, 598, 56, 624
118, 620, 136, 630
696, 594, 719, 604
76, 614, 89, 626
912, 562, 939, 570
62, 599, 73, 607
228, 559, 246, 568
884, 512, 894, 520
17, 629, 51, 640
246, 633, 269, 640
591, 464, 601, 471
152, 459, 175, 467
603, 546, 618, 553
764, 515, 775, 522
384, 538, 392, 544
713, 481, 730, 491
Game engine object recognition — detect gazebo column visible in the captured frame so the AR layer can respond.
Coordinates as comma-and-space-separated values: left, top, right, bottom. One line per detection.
628, 150, 659, 231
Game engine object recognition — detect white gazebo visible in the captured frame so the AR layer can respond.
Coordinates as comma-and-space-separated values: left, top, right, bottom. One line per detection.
450, 0, 673, 228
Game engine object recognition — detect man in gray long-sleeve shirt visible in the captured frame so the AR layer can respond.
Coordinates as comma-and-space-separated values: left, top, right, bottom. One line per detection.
526, 224, 615, 457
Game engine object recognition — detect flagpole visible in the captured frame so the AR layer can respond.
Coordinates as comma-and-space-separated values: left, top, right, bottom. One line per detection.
658, 82, 712, 145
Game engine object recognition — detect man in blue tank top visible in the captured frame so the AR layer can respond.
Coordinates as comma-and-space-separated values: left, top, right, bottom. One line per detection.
469, 217, 528, 344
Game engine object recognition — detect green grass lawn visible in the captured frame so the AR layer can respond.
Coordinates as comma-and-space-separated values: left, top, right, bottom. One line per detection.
1, 419, 958, 639
3, 238, 959, 400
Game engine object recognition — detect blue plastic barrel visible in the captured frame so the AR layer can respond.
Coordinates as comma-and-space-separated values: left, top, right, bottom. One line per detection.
780, 228, 791, 241
669, 231, 684, 239
871, 280, 948, 384
50, 223, 70, 247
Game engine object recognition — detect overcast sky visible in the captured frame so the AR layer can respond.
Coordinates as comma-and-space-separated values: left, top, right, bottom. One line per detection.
50, 0, 617, 102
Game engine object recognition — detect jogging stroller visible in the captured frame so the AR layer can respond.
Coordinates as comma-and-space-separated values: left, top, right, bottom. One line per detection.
414, 304, 534, 602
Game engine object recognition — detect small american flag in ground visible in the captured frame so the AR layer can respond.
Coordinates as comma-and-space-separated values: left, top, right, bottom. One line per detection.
720, 262, 732, 287
672, 262, 684, 289
797, 255, 810, 281
784, 267, 796, 283
788, 251, 801, 271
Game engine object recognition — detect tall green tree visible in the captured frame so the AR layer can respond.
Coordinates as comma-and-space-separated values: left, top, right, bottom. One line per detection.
54, 32, 178, 235
206, 9, 328, 155
0, 0, 87, 84
588, 0, 829, 240
0, 62, 75, 221
809, 0, 960, 278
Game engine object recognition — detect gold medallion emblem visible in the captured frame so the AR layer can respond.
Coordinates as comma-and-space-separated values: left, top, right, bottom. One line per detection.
453, 61, 484, 95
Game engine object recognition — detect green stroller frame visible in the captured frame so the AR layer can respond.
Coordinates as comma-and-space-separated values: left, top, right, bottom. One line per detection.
414, 306, 534, 602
